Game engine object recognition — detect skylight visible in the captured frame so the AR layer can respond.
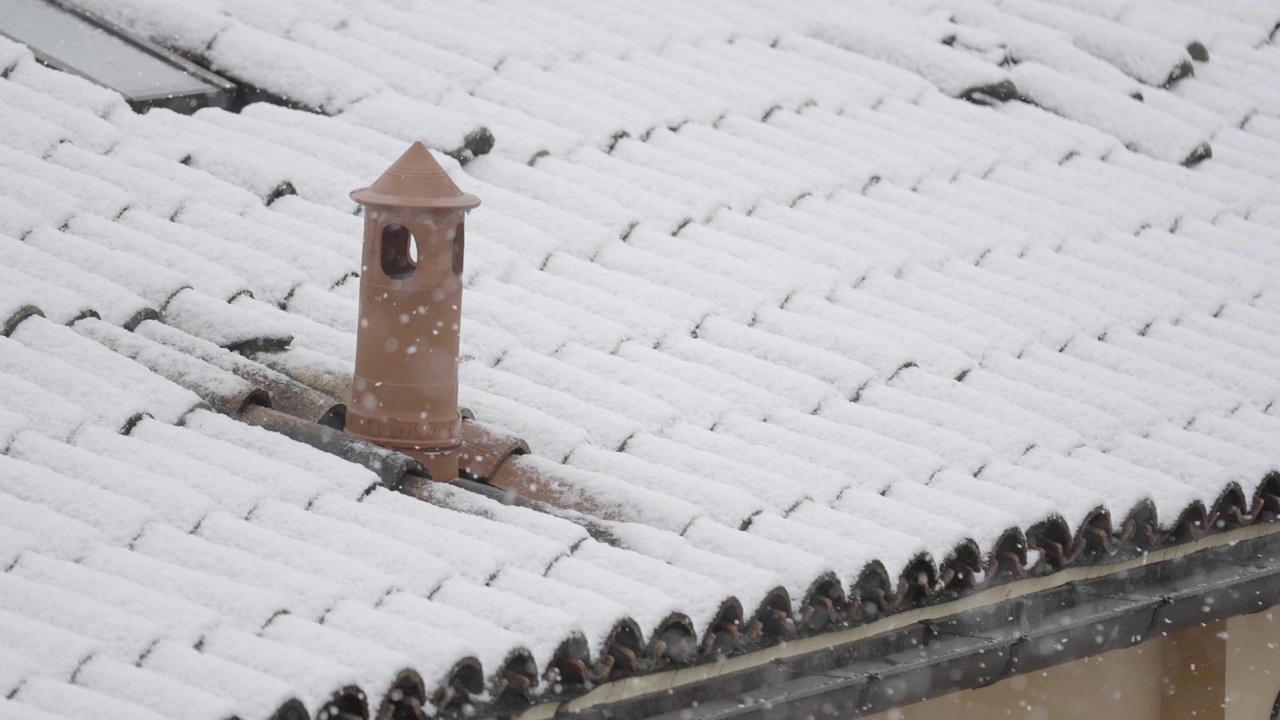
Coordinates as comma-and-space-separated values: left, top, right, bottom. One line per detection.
0, 0, 234, 112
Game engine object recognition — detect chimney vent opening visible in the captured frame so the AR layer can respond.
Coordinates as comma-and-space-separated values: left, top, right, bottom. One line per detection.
380, 223, 417, 279
452, 225, 465, 277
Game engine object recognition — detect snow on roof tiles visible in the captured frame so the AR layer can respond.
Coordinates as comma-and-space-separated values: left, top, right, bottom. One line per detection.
2, 0, 1280, 716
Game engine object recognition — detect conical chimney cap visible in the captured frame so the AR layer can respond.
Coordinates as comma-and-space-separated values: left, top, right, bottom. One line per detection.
350, 141, 481, 210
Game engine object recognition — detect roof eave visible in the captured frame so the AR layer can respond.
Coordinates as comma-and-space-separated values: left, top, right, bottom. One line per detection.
519, 521, 1280, 720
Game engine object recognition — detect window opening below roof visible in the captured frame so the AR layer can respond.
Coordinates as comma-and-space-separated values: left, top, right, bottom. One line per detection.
452, 225, 465, 276
381, 223, 417, 280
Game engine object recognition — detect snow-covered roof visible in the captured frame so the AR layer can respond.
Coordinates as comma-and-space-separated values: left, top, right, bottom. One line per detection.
3, 0, 1280, 717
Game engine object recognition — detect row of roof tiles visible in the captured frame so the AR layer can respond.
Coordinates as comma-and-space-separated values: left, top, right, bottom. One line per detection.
3, 0, 1280, 717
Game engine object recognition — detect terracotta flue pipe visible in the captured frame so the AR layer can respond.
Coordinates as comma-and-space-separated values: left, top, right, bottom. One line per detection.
346, 141, 480, 481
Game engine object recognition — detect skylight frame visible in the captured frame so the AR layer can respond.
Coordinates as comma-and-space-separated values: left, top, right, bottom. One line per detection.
0, 0, 237, 113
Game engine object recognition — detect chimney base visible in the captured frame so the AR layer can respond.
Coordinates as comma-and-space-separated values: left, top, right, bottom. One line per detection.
405, 448, 459, 483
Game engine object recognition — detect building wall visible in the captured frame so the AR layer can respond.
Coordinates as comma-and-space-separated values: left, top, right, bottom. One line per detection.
1226, 610, 1280, 720
861, 610, 1280, 720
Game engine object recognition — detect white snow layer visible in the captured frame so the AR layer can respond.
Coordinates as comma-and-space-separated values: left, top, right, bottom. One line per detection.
2, 0, 1280, 717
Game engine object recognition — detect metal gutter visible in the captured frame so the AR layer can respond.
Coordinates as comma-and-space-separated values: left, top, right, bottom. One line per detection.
507, 521, 1280, 720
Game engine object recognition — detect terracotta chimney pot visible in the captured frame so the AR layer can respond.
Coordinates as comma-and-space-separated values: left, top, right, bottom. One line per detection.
346, 141, 480, 481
